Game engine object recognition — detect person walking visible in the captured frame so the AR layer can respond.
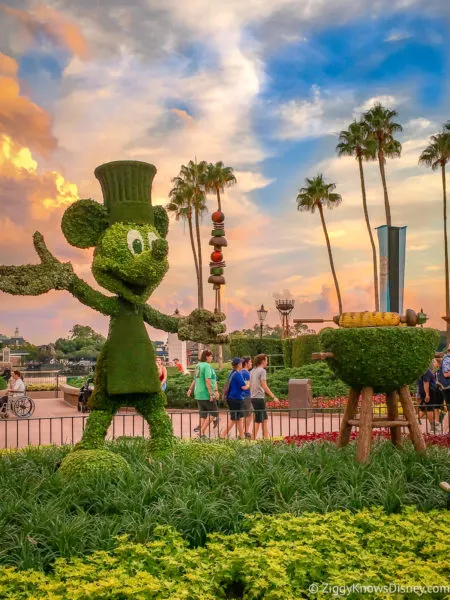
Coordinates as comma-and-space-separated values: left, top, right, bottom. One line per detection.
241, 357, 253, 440
220, 357, 249, 439
187, 350, 219, 437
250, 354, 278, 439
173, 358, 183, 373
418, 363, 441, 433
156, 357, 168, 391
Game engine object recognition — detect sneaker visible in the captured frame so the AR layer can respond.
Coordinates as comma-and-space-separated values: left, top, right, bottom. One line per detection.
245, 432, 252, 440
194, 426, 200, 433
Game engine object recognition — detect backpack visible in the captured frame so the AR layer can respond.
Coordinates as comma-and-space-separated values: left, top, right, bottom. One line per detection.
222, 371, 237, 402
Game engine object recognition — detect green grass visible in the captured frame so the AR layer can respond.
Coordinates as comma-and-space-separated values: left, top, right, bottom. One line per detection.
0, 439, 448, 572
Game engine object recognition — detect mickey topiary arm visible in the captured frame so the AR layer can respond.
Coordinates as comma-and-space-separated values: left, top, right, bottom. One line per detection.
0, 232, 73, 295
0, 231, 118, 316
143, 305, 180, 333
143, 306, 228, 344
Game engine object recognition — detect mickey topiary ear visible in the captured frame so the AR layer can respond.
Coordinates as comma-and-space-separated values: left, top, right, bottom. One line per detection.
153, 205, 169, 238
62, 199, 109, 248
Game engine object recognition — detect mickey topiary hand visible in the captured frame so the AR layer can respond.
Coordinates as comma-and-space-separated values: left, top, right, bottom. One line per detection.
178, 309, 229, 345
0, 231, 74, 296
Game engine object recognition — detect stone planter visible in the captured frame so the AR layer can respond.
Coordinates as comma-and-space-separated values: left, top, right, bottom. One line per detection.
60, 383, 79, 408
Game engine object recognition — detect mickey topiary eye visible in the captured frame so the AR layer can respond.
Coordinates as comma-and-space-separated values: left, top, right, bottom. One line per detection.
148, 231, 159, 247
127, 230, 144, 255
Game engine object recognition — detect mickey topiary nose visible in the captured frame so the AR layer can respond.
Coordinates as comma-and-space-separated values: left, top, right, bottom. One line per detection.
151, 238, 168, 260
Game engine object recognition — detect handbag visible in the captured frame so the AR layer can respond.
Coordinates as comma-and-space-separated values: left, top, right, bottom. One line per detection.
222, 371, 237, 402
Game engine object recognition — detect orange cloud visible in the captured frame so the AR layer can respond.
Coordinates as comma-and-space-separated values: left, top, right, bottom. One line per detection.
0, 3, 88, 59
170, 108, 195, 127
0, 53, 57, 155
0, 134, 78, 220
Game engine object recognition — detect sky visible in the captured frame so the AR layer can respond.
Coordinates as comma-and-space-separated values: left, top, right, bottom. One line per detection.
1, 0, 450, 345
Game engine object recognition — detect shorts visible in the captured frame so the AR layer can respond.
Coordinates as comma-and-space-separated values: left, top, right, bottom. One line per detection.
241, 397, 253, 417
419, 389, 443, 411
251, 397, 268, 423
197, 399, 219, 419
227, 398, 244, 421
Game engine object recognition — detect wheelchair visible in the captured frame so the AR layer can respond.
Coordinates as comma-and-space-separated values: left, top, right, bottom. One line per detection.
0, 391, 35, 418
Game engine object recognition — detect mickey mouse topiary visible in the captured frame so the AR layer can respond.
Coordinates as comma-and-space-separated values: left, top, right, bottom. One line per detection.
0, 161, 228, 460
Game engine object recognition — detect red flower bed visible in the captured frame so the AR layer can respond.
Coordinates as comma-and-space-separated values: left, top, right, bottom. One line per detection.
266, 399, 289, 409
283, 431, 450, 447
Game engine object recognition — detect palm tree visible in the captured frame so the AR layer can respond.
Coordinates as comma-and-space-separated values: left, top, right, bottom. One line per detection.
362, 103, 402, 227
204, 161, 237, 212
296, 174, 343, 313
167, 181, 203, 308
337, 121, 379, 310
419, 131, 450, 342
179, 160, 208, 309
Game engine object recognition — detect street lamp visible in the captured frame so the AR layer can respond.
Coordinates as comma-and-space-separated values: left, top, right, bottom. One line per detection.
257, 304, 268, 339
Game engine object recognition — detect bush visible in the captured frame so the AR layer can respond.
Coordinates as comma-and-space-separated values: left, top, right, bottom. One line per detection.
320, 327, 440, 392
291, 334, 320, 366
66, 376, 88, 388
26, 383, 56, 391
229, 337, 284, 367
267, 362, 348, 398
1, 509, 448, 599
0, 439, 448, 571
282, 338, 293, 367
59, 449, 131, 484
0, 376, 6, 390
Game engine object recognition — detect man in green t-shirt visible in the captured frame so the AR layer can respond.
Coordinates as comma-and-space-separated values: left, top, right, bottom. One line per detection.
187, 349, 219, 436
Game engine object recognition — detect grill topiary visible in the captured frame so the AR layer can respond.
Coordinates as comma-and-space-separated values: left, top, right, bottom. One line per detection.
59, 449, 131, 483
319, 327, 439, 393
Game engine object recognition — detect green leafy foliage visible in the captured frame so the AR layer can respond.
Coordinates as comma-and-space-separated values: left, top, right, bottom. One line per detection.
59, 449, 131, 484
229, 336, 284, 366
0, 377, 6, 390
61, 199, 109, 249
267, 362, 348, 398
320, 327, 440, 391
290, 334, 320, 367
55, 325, 105, 361
0, 508, 448, 599
0, 439, 448, 572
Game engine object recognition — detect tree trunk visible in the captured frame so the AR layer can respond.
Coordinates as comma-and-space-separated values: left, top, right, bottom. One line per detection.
216, 187, 222, 212
194, 206, 204, 309
187, 214, 201, 309
377, 147, 392, 227
318, 203, 343, 313
358, 156, 380, 310
442, 163, 450, 343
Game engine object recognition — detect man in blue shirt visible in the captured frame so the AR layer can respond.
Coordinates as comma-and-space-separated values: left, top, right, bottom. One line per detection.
220, 357, 249, 439
241, 357, 253, 440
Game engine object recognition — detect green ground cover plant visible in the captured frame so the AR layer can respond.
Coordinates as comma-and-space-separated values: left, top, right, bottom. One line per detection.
0, 439, 448, 572
0, 509, 448, 599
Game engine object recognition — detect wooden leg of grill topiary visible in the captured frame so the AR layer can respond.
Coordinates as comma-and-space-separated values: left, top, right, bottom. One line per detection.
386, 391, 402, 446
356, 386, 373, 463
398, 386, 426, 453
337, 387, 360, 448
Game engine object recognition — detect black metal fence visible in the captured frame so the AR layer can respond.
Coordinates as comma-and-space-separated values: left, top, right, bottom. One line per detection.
0, 407, 448, 450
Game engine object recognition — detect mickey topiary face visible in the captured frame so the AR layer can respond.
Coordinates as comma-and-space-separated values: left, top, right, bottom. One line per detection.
92, 222, 169, 304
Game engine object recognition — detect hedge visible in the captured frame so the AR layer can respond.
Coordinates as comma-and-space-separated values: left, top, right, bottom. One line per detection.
1, 509, 448, 599
229, 337, 284, 366
267, 362, 348, 398
291, 334, 320, 367
0, 377, 6, 391
320, 327, 439, 392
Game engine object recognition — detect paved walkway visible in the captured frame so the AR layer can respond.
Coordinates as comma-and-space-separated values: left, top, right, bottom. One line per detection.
0, 397, 447, 449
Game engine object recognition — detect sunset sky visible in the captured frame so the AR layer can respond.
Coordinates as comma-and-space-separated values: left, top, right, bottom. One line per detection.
1, 0, 450, 345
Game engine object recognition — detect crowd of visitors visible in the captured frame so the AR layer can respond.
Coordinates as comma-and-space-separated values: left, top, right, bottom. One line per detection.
419, 345, 450, 433
186, 351, 278, 439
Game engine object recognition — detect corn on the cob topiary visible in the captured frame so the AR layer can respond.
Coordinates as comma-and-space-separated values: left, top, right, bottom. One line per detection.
337, 311, 401, 328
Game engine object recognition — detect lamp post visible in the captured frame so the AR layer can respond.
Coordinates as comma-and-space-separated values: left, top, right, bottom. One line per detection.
257, 304, 268, 339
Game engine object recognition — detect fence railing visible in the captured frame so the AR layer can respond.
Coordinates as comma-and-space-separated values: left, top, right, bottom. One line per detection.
0, 407, 447, 450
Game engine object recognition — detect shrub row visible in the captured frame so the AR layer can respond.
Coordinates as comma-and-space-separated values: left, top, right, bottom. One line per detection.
0, 439, 448, 572
1, 508, 448, 599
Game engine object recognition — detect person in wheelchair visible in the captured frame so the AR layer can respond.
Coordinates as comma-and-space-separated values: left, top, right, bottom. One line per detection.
0, 370, 26, 415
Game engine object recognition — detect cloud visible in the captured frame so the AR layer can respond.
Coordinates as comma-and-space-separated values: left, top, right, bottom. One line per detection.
384, 29, 412, 42
0, 3, 88, 59
0, 52, 57, 155
355, 95, 405, 113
